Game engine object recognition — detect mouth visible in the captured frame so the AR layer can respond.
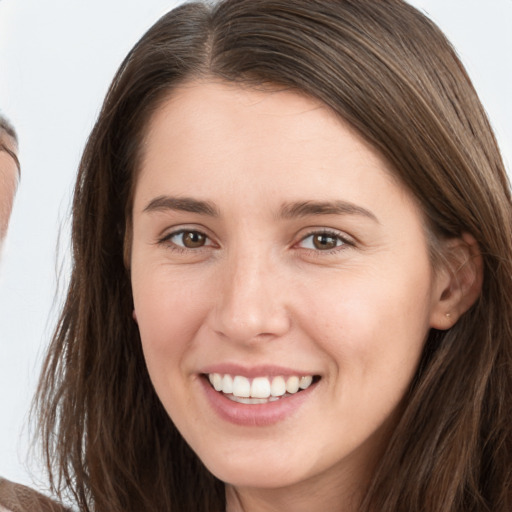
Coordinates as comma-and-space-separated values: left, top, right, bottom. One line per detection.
205, 373, 321, 404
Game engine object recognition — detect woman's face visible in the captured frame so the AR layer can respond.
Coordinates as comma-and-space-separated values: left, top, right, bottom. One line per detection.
130, 81, 448, 500
0, 139, 18, 245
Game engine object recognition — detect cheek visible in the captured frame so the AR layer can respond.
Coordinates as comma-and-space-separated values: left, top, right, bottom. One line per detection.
131, 267, 209, 374
131, 268, 215, 427
299, 266, 433, 383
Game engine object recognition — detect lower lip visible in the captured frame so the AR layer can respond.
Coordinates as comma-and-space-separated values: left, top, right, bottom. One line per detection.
200, 376, 317, 426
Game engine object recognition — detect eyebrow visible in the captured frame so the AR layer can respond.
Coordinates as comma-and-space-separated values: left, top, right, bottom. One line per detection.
279, 200, 379, 223
143, 195, 219, 216
143, 196, 378, 223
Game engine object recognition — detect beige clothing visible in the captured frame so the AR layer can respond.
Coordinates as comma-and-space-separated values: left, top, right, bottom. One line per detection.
0, 478, 69, 512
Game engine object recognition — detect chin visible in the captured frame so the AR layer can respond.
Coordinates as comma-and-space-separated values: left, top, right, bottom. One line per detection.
196, 443, 322, 491
211, 464, 301, 490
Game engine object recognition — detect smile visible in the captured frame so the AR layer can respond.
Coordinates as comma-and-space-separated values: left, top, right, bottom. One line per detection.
207, 373, 316, 404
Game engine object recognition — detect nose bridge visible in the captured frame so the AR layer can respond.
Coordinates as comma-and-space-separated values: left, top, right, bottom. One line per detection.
213, 246, 290, 343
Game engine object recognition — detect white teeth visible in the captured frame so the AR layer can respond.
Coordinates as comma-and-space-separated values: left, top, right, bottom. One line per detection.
299, 375, 313, 389
251, 377, 271, 399
210, 373, 222, 391
233, 376, 251, 397
229, 396, 272, 404
286, 376, 300, 394
208, 373, 315, 399
222, 374, 233, 394
270, 376, 286, 397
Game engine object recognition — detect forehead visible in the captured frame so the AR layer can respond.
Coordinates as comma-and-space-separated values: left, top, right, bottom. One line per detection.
141, 80, 386, 173
138, 79, 401, 191
145, 80, 340, 137
135, 81, 419, 220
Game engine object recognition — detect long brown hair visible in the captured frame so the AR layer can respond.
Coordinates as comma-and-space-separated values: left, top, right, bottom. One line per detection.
35, 1, 512, 510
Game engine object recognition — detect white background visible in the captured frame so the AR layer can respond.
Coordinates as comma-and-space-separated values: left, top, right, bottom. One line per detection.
0, 0, 511, 492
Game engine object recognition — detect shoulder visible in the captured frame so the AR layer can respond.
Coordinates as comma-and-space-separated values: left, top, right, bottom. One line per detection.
0, 478, 70, 512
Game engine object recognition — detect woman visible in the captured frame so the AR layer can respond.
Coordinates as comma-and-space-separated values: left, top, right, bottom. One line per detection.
35, 0, 511, 511
0, 115, 19, 246
0, 117, 70, 512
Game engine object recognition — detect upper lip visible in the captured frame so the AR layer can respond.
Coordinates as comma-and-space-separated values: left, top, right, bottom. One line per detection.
198, 363, 319, 378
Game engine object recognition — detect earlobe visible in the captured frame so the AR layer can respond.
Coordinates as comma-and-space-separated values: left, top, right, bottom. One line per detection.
430, 233, 483, 330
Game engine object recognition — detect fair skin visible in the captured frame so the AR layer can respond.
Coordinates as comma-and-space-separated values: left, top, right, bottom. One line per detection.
130, 81, 473, 512
0, 136, 18, 247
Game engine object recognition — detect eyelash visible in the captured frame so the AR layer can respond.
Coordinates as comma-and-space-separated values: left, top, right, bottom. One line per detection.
158, 228, 353, 255
295, 229, 354, 255
157, 229, 214, 253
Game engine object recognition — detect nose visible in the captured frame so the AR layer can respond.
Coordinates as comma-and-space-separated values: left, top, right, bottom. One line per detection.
209, 251, 291, 344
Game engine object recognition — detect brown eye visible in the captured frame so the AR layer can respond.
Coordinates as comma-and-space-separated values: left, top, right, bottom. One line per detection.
181, 231, 207, 248
165, 230, 210, 249
312, 233, 339, 250
298, 231, 346, 252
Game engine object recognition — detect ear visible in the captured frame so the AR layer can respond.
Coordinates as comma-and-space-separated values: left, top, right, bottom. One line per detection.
429, 233, 483, 330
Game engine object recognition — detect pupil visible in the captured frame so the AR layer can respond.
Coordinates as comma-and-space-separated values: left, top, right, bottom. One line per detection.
184, 232, 205, 248
314, 234, 336, 250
